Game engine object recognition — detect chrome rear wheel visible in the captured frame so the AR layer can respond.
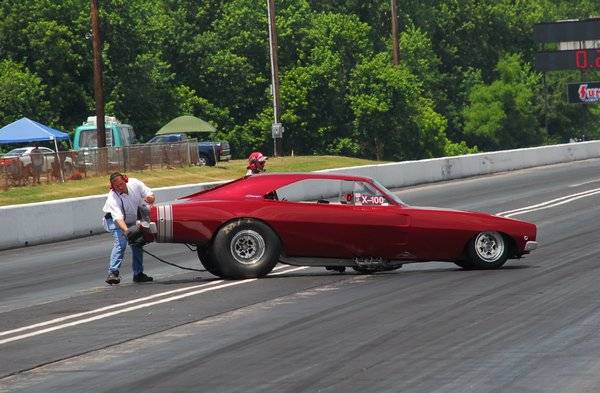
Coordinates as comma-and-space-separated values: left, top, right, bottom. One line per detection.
230, 230, 266, 265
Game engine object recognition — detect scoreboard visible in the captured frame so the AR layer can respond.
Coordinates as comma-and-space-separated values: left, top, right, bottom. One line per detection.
534, 19, 600, 72
536, 49, 600, 72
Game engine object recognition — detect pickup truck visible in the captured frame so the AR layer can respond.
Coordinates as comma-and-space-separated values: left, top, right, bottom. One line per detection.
145, 133, 231, 166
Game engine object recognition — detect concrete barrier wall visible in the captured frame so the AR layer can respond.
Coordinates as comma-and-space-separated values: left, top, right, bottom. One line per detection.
320, 141, 600, 188
2, 140, 600, 250
0, 181, 225, 250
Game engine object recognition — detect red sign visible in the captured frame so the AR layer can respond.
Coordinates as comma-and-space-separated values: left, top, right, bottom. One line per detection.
568, 82, 600, 104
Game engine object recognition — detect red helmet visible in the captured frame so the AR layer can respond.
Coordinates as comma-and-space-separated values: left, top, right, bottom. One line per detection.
248, 151, 267, 163
247, 151, 268, 173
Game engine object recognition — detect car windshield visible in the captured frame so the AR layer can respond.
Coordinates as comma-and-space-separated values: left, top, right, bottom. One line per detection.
371, 179, 406, 205
5, 148, 27, 156
79, 129, 98, 148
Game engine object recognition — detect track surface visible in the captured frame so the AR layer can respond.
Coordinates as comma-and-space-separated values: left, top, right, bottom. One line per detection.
2, 159, 600, 393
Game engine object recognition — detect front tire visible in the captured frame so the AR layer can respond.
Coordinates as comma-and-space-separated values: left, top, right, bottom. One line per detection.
466, 231, 508, 269
210, 219, 280, 279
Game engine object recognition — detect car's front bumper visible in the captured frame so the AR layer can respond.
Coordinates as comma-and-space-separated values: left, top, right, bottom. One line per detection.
524, 241, 538, 251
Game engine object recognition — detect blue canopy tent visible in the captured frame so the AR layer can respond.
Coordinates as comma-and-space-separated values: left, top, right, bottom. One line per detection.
0, 118, 71, 181
0, 117, 70, 144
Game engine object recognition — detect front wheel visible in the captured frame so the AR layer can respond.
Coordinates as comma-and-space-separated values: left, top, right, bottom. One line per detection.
209, 219, 280, 279
465, 231, 508, 269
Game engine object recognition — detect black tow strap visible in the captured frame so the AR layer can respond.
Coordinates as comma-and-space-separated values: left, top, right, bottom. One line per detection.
141, 248, 206, 272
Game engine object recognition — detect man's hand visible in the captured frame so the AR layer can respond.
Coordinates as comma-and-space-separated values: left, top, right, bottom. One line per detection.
126, 225, 147, 247
144, 194, 155, 204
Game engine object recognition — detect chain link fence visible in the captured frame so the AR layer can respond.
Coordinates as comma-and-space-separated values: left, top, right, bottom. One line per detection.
1, 141, 200, 190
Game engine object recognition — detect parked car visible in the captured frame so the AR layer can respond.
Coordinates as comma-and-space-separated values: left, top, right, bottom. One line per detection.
1, 147, 54, 172
131, 173, 538, 279
145, 133, 231, 166
0, 147, 75, 177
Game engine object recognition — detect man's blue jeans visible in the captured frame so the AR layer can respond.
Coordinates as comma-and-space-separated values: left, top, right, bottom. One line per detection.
106, 218, 144, 276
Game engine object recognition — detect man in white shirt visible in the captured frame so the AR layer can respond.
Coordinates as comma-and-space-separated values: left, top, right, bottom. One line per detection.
102, 172, 155, 285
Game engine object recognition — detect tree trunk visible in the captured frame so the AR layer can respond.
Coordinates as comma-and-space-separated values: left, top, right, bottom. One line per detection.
374, 135, 384, 161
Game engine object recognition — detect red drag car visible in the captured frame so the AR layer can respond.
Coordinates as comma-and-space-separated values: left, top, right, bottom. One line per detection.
138, 173, 537, 279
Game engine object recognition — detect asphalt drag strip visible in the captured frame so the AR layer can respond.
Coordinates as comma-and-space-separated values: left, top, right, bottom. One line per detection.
0, 265, 309, 346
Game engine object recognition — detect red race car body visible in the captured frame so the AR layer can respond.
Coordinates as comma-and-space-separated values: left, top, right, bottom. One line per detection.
139, 173, 537, 279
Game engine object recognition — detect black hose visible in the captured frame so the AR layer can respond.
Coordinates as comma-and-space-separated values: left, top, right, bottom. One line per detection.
141, 248, 206, 272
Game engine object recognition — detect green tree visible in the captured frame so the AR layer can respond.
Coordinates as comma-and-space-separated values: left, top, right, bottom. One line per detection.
101, 0, 179, 139
348, 52, 451, 161
0, 60, 52, 126
399, 25, 441, 93
174, 85, 232, 135
280, 12, 372, 155
0, 0, 90, 129
463, 53, 545, 150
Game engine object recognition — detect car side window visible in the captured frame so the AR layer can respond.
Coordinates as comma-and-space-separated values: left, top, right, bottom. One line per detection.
274, 179, 344, 203
272, 179, 389, 206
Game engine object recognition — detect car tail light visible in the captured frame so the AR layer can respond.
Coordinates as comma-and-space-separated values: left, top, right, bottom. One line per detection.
0, 157, 17, 166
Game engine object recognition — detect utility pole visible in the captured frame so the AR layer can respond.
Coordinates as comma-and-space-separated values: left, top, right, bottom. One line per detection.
90, 0, 106, 148
267, 0, 283, 156
391, 0, 400, 65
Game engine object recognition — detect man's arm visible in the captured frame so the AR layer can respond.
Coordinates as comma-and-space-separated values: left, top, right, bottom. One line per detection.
114, 217, 129, 234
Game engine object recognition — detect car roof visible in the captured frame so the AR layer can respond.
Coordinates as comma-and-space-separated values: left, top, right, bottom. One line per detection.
183, 172, 375, 200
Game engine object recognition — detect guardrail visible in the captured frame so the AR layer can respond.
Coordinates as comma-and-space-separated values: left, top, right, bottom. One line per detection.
1, 140, 599, 250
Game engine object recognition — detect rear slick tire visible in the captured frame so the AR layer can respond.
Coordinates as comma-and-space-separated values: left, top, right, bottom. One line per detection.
210, 219, 280, 279
197, 247, 223, 277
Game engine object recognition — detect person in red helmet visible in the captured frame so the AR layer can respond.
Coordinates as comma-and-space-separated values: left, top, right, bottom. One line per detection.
246, 151, 268, 176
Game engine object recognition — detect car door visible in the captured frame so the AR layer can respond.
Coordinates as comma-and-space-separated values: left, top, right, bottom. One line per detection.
266, 179, 410, 259
344, 180, 410, 259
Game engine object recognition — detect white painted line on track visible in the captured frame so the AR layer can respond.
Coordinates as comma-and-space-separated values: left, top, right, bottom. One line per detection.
569, 179, 600, 187
496, 187, 600, 217
0, 266, 309, 345
0, 280, 225, 338
270, 266, 308, 275
0, 264, 294, 338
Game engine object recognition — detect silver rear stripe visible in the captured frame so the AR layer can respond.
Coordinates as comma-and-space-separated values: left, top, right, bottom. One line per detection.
157, 205, 164, 242
165, 204, 173, 241
155, 205, 173, 242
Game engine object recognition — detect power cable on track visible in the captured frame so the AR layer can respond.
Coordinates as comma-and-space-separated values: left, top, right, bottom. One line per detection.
141, 248, 206, 272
